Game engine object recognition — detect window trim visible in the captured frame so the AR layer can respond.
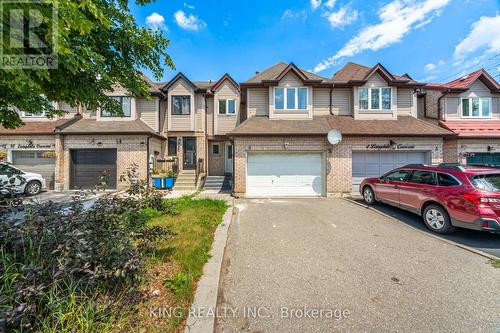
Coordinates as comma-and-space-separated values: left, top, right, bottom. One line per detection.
274, 87, 308, 111
100, 96, 132, 118
460, 97, 491, 119
171, 95, 191, 115
359, 87, 392, 111
211, 143, 220, 155
218, 99, 237, 115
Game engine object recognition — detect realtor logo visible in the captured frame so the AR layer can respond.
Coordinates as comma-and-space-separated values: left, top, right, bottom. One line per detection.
0, 0, 58, 69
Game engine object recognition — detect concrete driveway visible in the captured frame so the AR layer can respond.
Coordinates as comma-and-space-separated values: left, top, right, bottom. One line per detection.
216, 198, 500, 333
350, 197, 500, 258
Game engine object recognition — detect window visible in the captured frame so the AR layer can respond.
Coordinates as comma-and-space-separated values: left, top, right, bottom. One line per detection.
101, 97, 131, 117
0, 164, 19, 177
461, 98, 491, 118
384, 170, 410, 182
359, 87, 392, 110
218, 99, 237, 115
274, 87, 308, 111
167, 137, 177, 156
22, 110, 47, 118
407, 170, 437, 185
212, 143, 220, 155
172, 96, 191, 115
471, 174, 500, 192
438, 173, 460, 187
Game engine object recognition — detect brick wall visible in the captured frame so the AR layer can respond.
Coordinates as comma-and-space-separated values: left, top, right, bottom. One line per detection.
233, 136, 444, 197
424, 90, 443, 120
62, 135, 149, 190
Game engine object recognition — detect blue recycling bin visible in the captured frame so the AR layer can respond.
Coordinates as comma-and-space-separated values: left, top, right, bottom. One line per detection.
153, 178, 162, 189
164, 178, 176, 189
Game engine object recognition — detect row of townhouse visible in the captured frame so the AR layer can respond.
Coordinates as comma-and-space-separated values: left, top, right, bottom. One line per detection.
1, 61, 499, 197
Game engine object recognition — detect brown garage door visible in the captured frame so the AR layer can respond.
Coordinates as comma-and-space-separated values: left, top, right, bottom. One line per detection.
70, 149, 117, 189
12, 150, 56, 189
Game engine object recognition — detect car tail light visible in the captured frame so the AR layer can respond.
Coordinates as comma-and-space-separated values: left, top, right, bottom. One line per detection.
462, 193, 500, 206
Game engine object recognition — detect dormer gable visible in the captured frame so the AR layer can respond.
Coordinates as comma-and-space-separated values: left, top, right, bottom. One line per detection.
161, 72, 197, 92
210, 73, 240, 93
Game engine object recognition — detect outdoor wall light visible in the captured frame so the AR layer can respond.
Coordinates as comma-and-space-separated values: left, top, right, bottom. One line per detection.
488, 146, 495, 152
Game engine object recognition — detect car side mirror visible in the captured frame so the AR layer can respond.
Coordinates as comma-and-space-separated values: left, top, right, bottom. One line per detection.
379, 176, 385, 182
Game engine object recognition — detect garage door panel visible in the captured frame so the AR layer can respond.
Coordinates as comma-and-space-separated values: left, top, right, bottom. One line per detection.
71, 149, 117, 189
12, 151, 55, 190
352, 151, 428, 193
467, 153, 500, 166
247, 153, 323, 197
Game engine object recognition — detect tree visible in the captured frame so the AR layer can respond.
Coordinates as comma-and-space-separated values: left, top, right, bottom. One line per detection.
0, 0, 174, 128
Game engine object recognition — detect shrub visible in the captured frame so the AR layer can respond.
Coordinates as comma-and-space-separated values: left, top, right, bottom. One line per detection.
0, 167, 176, 331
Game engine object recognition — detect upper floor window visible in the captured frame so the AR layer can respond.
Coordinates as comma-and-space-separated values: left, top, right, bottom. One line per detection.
167, 137, 177, 156
359, 87, 391, 111
219, 99, 237, 115
461, 97, 490, 118
172, 96, 190, 115
101, 96, 131, 117
22, 110, 47, 118
274, 87, 308, 111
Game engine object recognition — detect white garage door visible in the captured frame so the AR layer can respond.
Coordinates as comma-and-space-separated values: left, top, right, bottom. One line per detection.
352, 151, 429, 193
12, 150, 56, 189
247, 153, 323, 197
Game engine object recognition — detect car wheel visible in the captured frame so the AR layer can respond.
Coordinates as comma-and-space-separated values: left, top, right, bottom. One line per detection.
362, 186, 376, 205
25, 180, 41, 196
422, 205, 455, 234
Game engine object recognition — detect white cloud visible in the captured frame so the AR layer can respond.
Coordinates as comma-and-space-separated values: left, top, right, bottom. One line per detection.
311, 0, 322, 10
282, 9, 307, 20
454, 15, 500, 61
146, 12, 167, 31
424, 59, 444, 71
324, 6, 358, 29
184, 2, 195, 9
325, 0, 336, 9
314, 0, 450, 72
174, 10, 206, 31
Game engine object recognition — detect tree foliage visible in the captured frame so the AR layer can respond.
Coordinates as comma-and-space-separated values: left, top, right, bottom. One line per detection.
0, 0, 174, 128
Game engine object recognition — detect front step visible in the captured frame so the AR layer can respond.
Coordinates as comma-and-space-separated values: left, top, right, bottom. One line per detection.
173, 171, 198, 191
203, 175, 232, 192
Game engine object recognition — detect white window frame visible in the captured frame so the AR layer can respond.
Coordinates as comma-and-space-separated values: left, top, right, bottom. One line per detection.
274, 87, 308, 111
359, 87, 392, 111
461, 97, 491, 119
22, 110, 47, 118
218, 99, 237, 115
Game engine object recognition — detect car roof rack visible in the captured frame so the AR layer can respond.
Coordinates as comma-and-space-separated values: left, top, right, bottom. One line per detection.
437, 163, 467, 172
402, 163, 427, 168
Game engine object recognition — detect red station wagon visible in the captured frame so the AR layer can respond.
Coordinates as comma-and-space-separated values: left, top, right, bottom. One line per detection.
360, 163, 500, 234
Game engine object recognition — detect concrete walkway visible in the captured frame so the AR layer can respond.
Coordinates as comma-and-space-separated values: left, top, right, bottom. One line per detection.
216, 198, 500, 333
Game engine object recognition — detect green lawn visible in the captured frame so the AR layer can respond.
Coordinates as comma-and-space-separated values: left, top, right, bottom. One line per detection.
123, 196, 228, 332
491, 259, 500, 268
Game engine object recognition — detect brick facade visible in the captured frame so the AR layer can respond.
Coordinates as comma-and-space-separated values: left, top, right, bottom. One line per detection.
443, 138, 500, 164
233, 136, 444, 197
424, 89, 442, 119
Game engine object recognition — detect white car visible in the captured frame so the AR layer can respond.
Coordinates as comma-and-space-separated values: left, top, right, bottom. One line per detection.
0, 162, 46, 195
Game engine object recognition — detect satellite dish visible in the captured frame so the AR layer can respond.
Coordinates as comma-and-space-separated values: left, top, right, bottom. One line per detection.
327, 130, 342, 145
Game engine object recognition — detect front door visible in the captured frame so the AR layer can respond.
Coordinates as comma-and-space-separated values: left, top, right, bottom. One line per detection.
225, 142, 233, 174
183, 137, 197, 170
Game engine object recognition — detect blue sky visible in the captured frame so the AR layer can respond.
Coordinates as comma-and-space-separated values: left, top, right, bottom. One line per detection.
130, 0, 500, 84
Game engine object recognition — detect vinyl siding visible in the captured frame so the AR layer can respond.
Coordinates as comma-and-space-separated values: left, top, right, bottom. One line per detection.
168, 79, 195, 131
206, 96, 214, 136
214, 81, 240, 135
137, 97, 157, 131
247, 88, 269, 117
195, 93, 205, 132
278, 72, 302, 87
397, 88, 413, 116
332, 89, 351, 115
444, 80, 500, 120
364, 73, 388, 87
313, 88, 331, 115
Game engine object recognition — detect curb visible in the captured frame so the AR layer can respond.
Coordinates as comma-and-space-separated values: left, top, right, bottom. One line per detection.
342, 197, 500, 261
184, 197, 236, 333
